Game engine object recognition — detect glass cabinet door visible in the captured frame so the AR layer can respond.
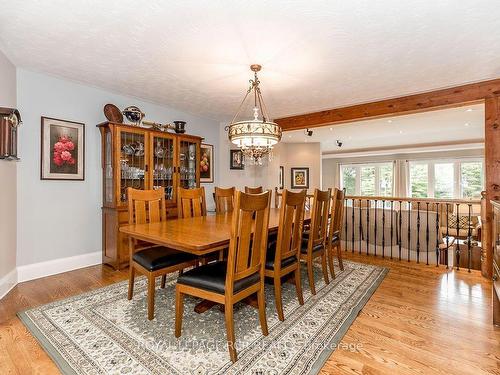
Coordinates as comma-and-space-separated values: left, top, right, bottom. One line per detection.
118, 129, 147, 204
103, 128, 114, 205
178, 138, 199, 189
151, 135, 175, 202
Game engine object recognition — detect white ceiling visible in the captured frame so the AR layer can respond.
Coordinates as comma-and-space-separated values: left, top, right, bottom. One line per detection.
283, 104, 484, 153
1, 1, 500, 121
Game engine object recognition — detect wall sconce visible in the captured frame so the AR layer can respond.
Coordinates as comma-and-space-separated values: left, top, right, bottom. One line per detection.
0, 107, 21, 160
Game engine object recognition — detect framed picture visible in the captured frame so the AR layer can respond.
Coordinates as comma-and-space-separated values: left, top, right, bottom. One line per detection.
230, 149, 244, 170
291, 167, 309, 189
41, 117, 85, 180
200, 143, 214, 183
279, 166, 284, 189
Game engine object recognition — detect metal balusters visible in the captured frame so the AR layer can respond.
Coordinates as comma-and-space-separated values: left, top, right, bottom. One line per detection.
467, 204, 472, 273
374, 200, 378, 256
351, 198, 355, 253
390, 200, 394, 259
407, 205, 411, 262
456, 203, 460, 271
382, 200, 386, 258
426, 202, 430, 266
445, 203, 450, 269
359, 199, 362, 254
366, 200, 370, 255
416, 202, 421, 263
435, 203, 440, 266
399, 200, 402, 261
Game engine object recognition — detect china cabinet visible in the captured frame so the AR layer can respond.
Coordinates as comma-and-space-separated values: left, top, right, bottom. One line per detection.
493, 201, 500, 326
97, 121, 202, 269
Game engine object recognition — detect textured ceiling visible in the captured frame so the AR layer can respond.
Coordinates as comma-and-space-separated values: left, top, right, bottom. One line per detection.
283, 104, 484, 153
1, 1, 499, 121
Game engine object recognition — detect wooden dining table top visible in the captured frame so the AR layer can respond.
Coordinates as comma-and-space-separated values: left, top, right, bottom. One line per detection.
120, 208, 311, 256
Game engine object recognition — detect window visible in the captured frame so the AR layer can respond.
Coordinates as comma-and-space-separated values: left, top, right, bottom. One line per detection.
341, 162, 393, 196
461, 161, 483, 198
409, 163, 428, 198
408, 159, 483, 199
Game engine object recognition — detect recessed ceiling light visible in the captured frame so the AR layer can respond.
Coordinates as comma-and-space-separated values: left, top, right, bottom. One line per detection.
387, 119, 393, 123
464, 123, 470, 127
466, 108, 473, 112
399, 130, 403, 134
329, 127, 333, 131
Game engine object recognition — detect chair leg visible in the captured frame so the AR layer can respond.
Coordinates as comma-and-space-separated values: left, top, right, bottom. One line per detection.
257, 287, 269, 336
224, 303, 237, 363
160, 274, 166, 289
128, 265, 135, 300
327, 246, 336, 280
147, 274, 155, 320
273, 276, 284, 321
337, 242, 344, 271
307, 260, 316, 295
294, 267, 304, 305
321, 253, 330, 285
174, 286, 184, 338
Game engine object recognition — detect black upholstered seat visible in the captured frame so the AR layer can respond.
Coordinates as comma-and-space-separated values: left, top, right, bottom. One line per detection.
265, 246, 297, 270
300, 237, 324, 254
177, 261, 260, 294
133, 247, 198, 272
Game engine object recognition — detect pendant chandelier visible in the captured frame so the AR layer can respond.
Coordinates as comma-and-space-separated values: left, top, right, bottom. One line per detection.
227, 64, 282, 165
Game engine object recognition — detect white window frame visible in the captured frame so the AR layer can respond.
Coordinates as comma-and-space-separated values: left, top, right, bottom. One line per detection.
340, 162, 394, 196
408, 158, 484, 199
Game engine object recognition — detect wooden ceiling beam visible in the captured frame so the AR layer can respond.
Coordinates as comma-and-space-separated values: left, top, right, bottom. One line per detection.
274, 78, 500, 130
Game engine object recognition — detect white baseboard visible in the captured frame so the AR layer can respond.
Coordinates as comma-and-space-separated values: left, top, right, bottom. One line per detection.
0, 268, 18, 300
17, 251, 101, 283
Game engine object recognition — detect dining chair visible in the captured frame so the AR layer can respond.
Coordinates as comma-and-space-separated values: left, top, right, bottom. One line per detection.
326, 188, 345, 278
177, 187, 207, 218
265, 189, 306, 321
300, 188, 331, 295
214, 186, 235, 213
175, 190, 271, 362
127, 187, 198, 320
245, 186, 263, 194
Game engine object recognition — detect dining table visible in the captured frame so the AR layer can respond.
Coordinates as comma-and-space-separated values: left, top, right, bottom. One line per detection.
120, 207, 311, 312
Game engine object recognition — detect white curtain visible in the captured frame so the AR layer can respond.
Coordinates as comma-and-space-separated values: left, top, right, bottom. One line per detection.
393, 159, 409, 197
333, 162, 341, 189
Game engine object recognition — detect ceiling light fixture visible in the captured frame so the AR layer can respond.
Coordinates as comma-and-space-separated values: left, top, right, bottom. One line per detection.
226, 64, 282, 165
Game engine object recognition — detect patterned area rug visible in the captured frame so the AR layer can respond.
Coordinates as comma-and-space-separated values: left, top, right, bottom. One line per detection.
18, 261, 387, 375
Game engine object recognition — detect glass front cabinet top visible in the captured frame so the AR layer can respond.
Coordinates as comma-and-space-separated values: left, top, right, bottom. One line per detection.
98, 122, 202, 208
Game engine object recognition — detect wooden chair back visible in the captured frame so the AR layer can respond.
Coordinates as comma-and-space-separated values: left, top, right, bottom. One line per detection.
245, 186, 263, 194
177, 187, 207, 218
275, 190, 306, 265
214, 187, 235, 213
127, 187, 166, 224
328, 188, 345, 241
225, 191, 271, 293
307, 188, 331, 251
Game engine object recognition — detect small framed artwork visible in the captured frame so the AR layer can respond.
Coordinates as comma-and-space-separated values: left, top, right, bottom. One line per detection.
200, 143, 214, 183
41, 117, 85, 180
230, 149, 244, 170
279, 166, 284, 189
291, 167, 309, 189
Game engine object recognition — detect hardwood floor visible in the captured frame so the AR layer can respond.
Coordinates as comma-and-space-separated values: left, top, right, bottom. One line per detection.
0, 252, 499, 374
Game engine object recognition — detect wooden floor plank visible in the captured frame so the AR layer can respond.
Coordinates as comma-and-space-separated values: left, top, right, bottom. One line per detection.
0, 252, 498, 374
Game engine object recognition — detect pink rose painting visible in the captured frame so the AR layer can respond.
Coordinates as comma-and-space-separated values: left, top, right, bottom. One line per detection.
53, 135, 76, 167
42, 117, 84, 180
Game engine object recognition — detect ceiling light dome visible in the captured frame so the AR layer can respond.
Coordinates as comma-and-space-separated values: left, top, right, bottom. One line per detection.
227, 64, 282, 165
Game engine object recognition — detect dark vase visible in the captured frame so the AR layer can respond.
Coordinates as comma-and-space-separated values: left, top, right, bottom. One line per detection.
173, 121, 186, 134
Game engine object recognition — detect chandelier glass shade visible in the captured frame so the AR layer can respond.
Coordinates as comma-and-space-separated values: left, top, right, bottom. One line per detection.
227, 65, 282, 165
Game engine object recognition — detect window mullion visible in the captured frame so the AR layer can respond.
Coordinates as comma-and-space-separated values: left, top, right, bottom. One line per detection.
428, 162, 435, 198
